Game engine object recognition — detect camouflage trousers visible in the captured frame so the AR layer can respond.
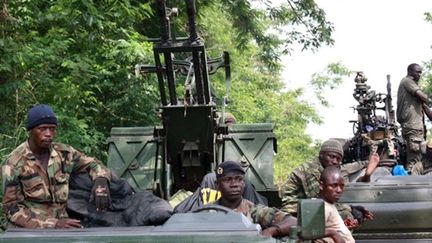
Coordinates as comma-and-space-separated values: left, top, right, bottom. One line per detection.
402, 127, 424, 173
411, 157, 432, 175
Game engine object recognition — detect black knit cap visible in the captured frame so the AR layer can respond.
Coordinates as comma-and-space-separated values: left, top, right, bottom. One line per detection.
26, 104, 58, 130
216, 161, 245, 179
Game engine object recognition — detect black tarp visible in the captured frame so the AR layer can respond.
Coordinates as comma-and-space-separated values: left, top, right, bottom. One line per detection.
67, 172, 173, 227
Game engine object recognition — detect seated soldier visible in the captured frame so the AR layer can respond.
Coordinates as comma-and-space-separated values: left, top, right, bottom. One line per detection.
2, 104, 172, 229
205, 161, 297, 237
282, 139, 378, 230
174, 163, 267, 213
316, 166, 373, 243
2, 104, 111, 228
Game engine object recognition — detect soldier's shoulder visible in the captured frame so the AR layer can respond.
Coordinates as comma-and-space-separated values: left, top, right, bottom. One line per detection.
4, 142, 28, 167
52, 143, 76, 152
288, 160, 320, 180
295, 159, 319, 172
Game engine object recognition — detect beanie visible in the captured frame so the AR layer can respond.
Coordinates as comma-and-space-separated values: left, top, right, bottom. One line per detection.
26, 104, 58, 130
320, 139, 344, 156
216, 161, 245, 179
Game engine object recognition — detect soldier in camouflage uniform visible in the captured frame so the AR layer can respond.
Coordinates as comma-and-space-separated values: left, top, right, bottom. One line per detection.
208, 161, 297, 237
281, 139, 376, 230
2, 104, 112, 229
396, 63, 432, 172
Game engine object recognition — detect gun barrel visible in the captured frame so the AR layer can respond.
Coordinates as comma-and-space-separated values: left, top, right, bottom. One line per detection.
185, 0, 199, 41
156, 0, 170, 43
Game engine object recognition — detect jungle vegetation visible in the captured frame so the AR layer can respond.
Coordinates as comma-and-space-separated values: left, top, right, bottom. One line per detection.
0, 0, 340, 186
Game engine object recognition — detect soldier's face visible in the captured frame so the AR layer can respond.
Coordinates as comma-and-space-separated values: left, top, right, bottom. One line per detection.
217, 172, 245, 202
30, 124, 57, 149
320, 173, 344, 204
409, 65, 422, 82
320, 151, 342, 168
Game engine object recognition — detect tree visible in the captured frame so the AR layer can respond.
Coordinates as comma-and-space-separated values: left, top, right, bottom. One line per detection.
0, 0, 158, 160
0, 0, 337, 190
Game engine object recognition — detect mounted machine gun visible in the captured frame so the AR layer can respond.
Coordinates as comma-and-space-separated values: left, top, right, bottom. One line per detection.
343, 72, 403, 169
106, 0, 279, 205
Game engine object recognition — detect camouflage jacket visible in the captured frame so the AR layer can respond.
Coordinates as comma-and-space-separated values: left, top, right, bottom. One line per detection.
215, 198, 289, 229
2, 141, 111, 228
281, 158, 367, 219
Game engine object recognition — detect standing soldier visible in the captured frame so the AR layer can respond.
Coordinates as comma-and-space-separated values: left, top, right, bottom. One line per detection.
397, 63, 432, 172
2, 104, 112, 228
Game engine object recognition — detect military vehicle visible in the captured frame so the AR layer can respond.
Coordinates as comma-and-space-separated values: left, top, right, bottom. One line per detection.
338, 72, 432, 242
0, 0, 325, 242
3, 0, 430, 242
106, 0, 280, 207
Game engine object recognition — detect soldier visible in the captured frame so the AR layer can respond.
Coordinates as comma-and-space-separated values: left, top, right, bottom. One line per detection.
208, 161, 297, 237
2, 104, 112, 228
281, 139, 377, 230
396, 63, 432, 172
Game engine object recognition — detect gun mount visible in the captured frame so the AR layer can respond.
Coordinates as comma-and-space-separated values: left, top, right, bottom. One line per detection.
106, 0, 279, 205
344, 72, 403, 169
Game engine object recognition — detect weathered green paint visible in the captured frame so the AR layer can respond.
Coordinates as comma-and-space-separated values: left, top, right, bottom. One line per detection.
217, 123, 280, 206
340, 176, 432, 240
297, 199, 325, 240
0, 200, 325, 242
219, 123, 276, 192
161, 105, 216, 194
0, 229, 276, 243
106, 119, 279, 203
107, 127, 161, 192
0, 211, 279, 243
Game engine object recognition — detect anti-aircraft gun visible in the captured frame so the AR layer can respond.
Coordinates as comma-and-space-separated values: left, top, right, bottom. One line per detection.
106, 0, 280, 205
343, 71, 403, 170
0, 1, 327, 242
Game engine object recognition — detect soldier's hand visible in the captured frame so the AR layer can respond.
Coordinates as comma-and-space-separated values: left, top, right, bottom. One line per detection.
91, 177, 111, 211
343, 218, 359, 230
55, 218, 82, 228
261, 225, 281, 237
352, 205, 374, 221
365, 152, 380, 177
330, 231, 346, 243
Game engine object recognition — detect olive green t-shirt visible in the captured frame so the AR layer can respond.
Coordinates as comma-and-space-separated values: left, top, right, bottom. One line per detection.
396, 75, 423, 130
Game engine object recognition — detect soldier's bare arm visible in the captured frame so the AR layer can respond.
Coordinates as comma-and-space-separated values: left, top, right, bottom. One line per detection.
414, 89, 429, 103
324, 229, 346, 243
422, 103, 432, 121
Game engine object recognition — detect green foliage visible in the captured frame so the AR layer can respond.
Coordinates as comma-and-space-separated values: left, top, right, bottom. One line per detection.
197, 3, 325, 184
0, 0, 337, 220
0, 0, 157, 162
310, 62, 351, 107
216, 0, 334, 71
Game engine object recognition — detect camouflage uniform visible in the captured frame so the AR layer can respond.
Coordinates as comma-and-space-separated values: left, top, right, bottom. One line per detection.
2, 141, 111, 228
215, 198, 289, 229
281, 158, 367, 219
397, 75, 425, 170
